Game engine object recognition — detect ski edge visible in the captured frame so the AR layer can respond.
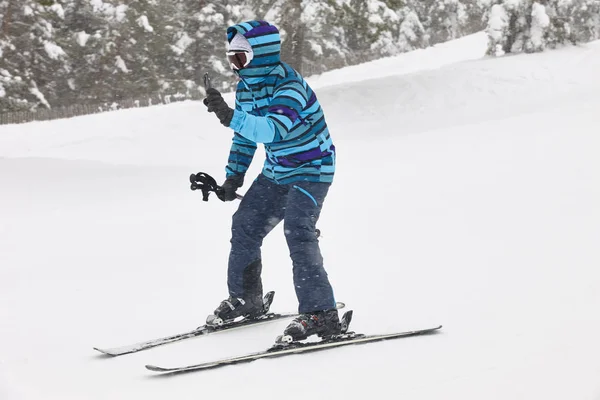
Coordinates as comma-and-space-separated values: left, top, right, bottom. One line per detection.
93, 328, 204, 357
93, 302, 346, 357
145, 324, 442, 374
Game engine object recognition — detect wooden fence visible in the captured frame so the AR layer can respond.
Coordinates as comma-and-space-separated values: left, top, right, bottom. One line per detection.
0, 91, 204, 126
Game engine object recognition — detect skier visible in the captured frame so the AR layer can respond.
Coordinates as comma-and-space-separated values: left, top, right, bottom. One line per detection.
203, 20, 339, 341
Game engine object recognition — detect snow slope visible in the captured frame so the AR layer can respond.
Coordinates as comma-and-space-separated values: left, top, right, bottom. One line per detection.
1, 36, 600, 400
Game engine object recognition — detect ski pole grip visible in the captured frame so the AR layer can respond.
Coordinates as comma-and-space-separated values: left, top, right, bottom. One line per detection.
189, 171, 244, 202
190, 172, 218, 201
203, 73, 212, 91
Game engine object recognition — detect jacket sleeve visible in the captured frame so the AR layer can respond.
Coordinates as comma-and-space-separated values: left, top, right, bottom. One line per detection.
228, 79, 308, 144
226, 101, 257, 178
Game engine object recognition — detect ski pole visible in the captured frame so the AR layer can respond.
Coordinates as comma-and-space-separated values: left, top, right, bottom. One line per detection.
196, 76, 243, 201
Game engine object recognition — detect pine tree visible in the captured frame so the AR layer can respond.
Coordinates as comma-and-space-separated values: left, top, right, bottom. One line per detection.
526, 2, 551, 52
76, 1, 130, 106
370, 1, 403, 57
370, 1, 428, 55
570, 0, 600, 42
481, 0, 596, 55
462, 0, 487, 34
1, 0, 31, 111
337, 0, 380, 62
279, 0, 305, 72
301, 0, 346, 75
257, 0, 344, 75
111, 2, 161, 101
397, 5, 427, 51
177, 1, 251, 91
426, 0, 469, 45
0, 0, 69, 110
483, 0, 533, 55
4, 0, 595, 115
54, 0, 109, 106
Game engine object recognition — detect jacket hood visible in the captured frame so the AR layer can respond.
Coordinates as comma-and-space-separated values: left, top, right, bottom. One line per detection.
227, 20, 281, 82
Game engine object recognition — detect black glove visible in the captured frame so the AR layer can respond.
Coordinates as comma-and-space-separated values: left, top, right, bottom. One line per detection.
203, 88, 234, 127
217, 174, 244, 202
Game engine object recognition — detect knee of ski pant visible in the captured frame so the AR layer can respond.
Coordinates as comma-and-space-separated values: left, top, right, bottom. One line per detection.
231, 210, 279, 245
283, 214, 318, 243
231, 207, 257, 238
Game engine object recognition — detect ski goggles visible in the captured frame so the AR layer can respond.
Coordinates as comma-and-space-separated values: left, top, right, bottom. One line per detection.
226, 50, 253, 70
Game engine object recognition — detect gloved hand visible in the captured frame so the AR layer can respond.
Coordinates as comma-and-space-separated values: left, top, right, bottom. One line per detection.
203, 88, 234, 127
217, 174, 244, 202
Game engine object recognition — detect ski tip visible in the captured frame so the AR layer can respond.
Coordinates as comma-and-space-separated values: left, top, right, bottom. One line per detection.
93, 347, 127, 357
93, 347, 113, 356
146, 364, 168, 372
421, 325, 443, 334
335, 301, 346, 310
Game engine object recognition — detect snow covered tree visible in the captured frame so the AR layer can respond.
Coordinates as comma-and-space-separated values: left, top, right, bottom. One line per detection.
482, 0, 598, 56
0, 0, 70, 110
336, 0, 381, 62
53, 0, 111, 106
108, 2, 160, 100
369, 1, 403, 57
278, 0, 305, 72
0, 67, 30, 112
484, 2, 509, 55
174, 1, 252, 91
569, 0, 600, 42
483, 0, 539, 54
333, 0, 427, 60
72, 1, 130, 105
526, 2, 551, 52
0, 0, 506, 114
425, 0, 469, 45
301, 1, 347, 74
462, 0, 487, 34
0, 1, 28, 110
269, 0, 344, 75
397, 7, 427, 51
241, 1, 344, 76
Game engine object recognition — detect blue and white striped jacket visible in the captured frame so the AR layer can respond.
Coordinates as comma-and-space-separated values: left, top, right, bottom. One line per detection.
225, 20, 335, 185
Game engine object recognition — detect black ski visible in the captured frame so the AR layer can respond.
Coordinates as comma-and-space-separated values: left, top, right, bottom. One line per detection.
145, 311, 442, 374
93, 292, 345, 357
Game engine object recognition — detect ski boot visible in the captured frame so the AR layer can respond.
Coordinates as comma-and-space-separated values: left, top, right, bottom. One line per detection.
278, 308, 342, 343
206, 291, 274, 327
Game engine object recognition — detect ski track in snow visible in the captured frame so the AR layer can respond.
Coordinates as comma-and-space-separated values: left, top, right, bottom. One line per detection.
1, 35, 600, 400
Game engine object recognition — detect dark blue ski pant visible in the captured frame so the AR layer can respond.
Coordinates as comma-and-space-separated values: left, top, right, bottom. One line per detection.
228, 174, 336, 313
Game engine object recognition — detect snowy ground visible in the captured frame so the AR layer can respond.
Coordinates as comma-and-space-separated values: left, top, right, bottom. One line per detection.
1, 34, 600, 399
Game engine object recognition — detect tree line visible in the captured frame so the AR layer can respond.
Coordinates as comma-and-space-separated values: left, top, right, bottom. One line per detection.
0, 0, 597, 114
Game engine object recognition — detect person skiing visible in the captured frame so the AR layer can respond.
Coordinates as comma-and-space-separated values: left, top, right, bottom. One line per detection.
203, 20, 339, 341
